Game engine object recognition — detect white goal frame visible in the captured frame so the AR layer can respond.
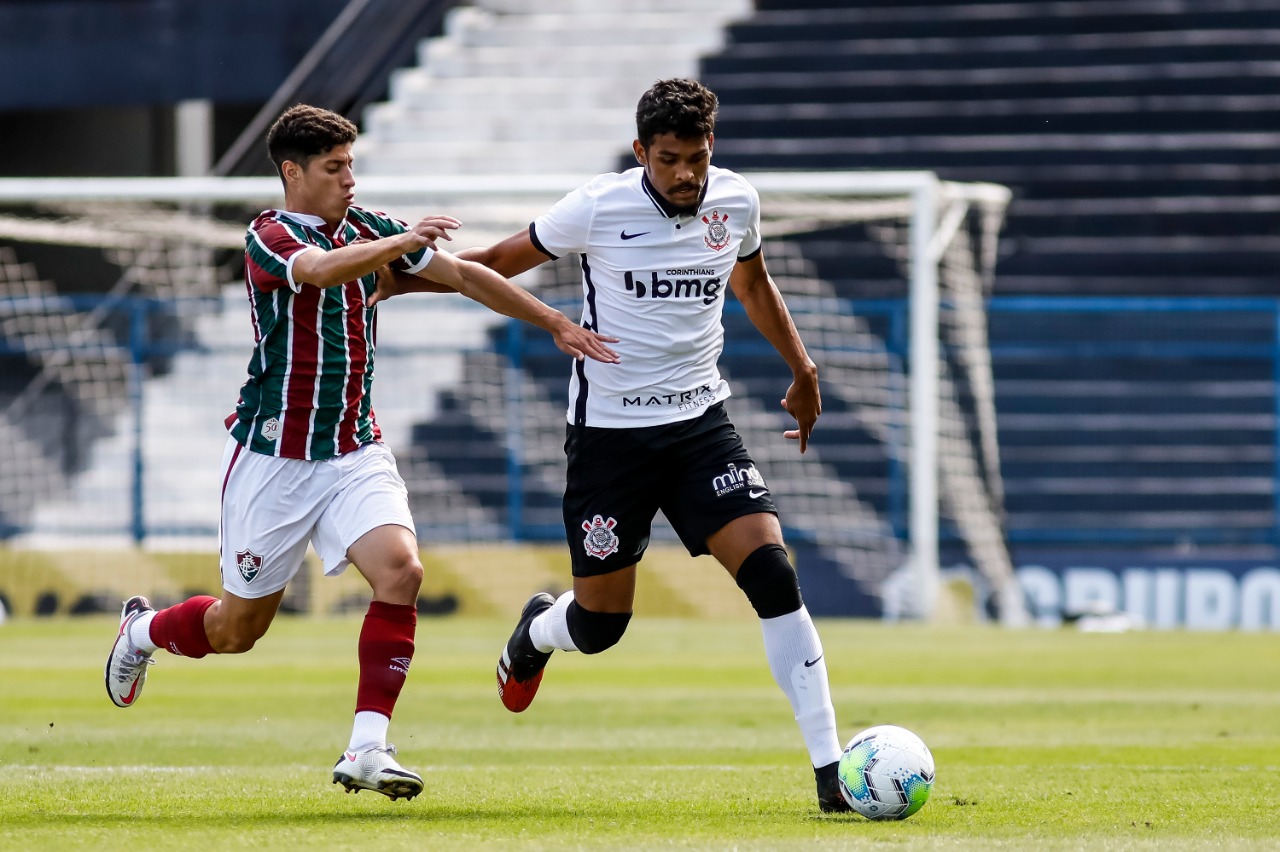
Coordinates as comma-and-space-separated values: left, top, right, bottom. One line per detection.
0, 171, 1013, 622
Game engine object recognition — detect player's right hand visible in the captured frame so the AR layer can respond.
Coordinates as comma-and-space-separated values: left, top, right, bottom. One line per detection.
550, 317, 621, 364
407, 215, 461, 248
781, 366, 821, 454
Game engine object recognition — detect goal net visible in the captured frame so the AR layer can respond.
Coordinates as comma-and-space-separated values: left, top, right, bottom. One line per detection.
0, 173, 1021, 623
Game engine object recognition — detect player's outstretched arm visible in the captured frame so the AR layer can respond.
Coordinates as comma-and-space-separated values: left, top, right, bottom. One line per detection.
367, 228, 555, 306
729, 251, 821, 453
419, 250, 620, 364
295, 215, 460, 289
454, 229, 554, 279
367, 265, 458, 306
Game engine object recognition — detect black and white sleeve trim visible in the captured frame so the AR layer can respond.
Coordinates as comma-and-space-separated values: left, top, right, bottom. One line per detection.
528, 223, 559, 260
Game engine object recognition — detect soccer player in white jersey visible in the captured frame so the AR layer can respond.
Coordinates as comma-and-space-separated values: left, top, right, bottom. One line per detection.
373, 78, 851, 812
103, 104, 619, 800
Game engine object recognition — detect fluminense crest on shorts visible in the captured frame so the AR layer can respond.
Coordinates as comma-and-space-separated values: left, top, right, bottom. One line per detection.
703, 209, 730, 251
236, 549, 263, 584
581, 514, 620, 560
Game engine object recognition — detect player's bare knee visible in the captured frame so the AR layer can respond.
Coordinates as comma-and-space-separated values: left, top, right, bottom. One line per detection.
394, 557, 424, 598
735, 544, 803, 618
565, 601, 631, 654
368, 553, 423, 603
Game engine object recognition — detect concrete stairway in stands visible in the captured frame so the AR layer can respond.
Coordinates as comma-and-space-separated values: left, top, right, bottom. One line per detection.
357, 0, 752, 177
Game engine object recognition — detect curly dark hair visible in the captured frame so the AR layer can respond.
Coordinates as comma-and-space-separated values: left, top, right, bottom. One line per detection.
635, 78, 718, 149
265, 104, 358, 179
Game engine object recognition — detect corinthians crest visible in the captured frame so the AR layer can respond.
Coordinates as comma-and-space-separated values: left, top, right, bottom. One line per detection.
702, 209, 730, 251
581, 514, 620, 560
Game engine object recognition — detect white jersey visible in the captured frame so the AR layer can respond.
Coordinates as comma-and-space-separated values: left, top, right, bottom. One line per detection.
532, 166, 762, 428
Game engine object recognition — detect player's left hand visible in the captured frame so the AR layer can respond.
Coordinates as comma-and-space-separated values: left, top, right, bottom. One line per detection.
552, 322, 621, 364
367, 264, 404, 306
781, 366, 821, 453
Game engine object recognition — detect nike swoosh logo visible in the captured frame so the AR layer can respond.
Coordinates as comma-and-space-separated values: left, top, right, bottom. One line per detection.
344, 752, 358, 762
748, 489, 767, 499
122, 678, 140, 704
804, 655, 823, 668
620, 230, 650, 240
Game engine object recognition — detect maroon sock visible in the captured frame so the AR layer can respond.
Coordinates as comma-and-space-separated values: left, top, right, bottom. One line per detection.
355, 601, 417, 718
150, 595, 218, 658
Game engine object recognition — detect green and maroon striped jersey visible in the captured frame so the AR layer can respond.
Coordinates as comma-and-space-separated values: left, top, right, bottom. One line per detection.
227, 205, 433, 460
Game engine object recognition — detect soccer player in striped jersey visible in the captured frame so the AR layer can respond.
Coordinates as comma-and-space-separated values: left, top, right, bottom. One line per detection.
103, 104, 618, 800
372, 79, 852, 813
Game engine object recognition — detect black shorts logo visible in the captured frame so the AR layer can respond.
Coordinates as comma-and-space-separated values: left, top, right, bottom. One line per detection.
582, 514, 620, 560
711, 462, 767, 498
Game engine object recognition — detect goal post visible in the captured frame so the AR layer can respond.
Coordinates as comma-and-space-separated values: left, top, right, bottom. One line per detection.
0, 172, 1022, 624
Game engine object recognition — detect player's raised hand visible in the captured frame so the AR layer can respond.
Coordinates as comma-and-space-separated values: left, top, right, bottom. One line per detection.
551, 321, 621, 364
781, 368, 821, 453
406, 215, 461, 249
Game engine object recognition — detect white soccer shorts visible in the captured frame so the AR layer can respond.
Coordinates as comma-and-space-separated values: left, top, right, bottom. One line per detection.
218, 436, 416, 599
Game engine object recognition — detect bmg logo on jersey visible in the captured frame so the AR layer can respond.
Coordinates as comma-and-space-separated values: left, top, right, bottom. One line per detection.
712, 461, 767, 498
623, 269, 722, 305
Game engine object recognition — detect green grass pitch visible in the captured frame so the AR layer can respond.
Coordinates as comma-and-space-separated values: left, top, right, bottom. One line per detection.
2, 615, 1278, 849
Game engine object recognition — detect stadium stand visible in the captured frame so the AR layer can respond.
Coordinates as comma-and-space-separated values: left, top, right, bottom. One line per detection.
707, 0, 1279, 298
699, 0, 1280, 558
362, 0, 1280, 580
0, 247, 130, 536
356, 0, 753, 176
2, 0, 1276, 616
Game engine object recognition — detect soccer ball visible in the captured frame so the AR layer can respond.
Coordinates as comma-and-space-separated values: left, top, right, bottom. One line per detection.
837, 724, 935, 820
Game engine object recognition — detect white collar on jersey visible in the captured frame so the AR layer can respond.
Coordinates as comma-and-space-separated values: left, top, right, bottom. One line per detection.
276, 209, 327, 228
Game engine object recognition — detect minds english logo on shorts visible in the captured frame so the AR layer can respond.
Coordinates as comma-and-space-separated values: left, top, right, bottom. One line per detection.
712, 462, 767, 498
623, 269, 722, 305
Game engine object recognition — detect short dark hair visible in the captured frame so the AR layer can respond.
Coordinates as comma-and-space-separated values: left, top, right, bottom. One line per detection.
635, 78, 718, 149
266, 104, 358, 178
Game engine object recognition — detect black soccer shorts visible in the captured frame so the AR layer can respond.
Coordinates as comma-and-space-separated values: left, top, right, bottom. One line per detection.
562, 402, 779, 577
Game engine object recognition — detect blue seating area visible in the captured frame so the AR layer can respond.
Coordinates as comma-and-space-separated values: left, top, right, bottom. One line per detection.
989, 299, 1276, 547
699, 1, 1280, 562
707, 0, 1280, 300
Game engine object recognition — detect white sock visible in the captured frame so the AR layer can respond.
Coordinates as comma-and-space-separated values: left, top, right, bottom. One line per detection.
128, 610, 159, 654
528, 591, 579, 653
347, 711, 389, 752
759, 606, 843, 768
